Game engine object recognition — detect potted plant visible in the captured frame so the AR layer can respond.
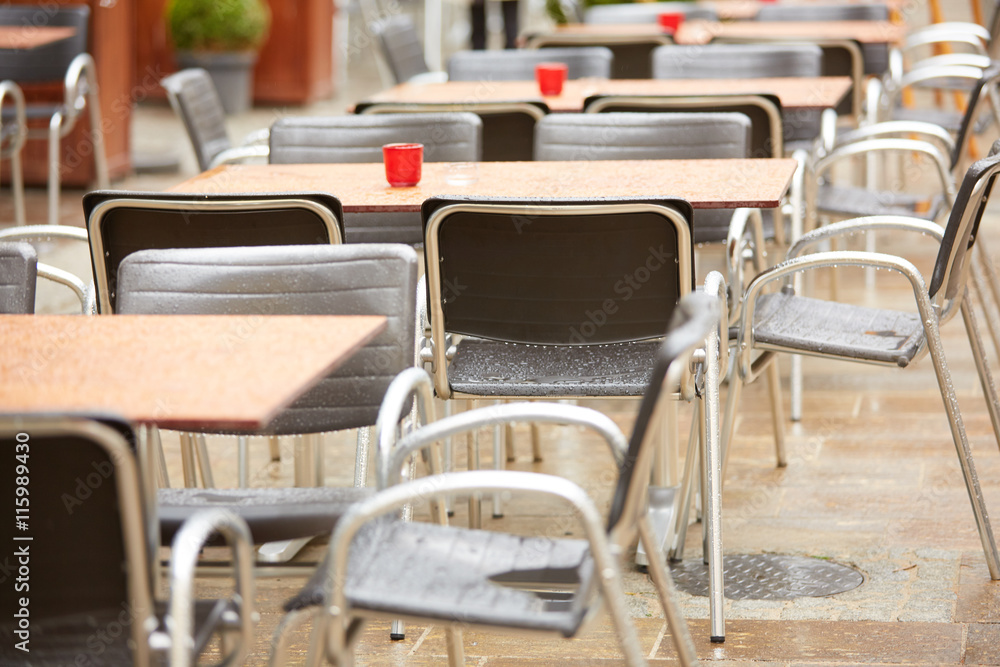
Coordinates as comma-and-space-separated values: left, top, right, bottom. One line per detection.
165, 0, 271, 114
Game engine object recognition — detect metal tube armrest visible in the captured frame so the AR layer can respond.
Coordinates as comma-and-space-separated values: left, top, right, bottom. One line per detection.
832, 121, 956, 155
384, 402, 629, 488
785, 215, 944, 261
374, 367, 438, 491
168, 509, 255, 667
209, 145, 271, 169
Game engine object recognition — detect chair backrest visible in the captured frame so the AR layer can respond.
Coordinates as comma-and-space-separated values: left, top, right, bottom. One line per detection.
930, 141, 1000, 307
0, 5, 89, 82
83, 190, 345, 314
269, 113, 482, 164
756, 3, 890, 75
0, 415, 153, 666
583, 93, 783, 158
534, 112, 750, 243
584, 2, 716, 24
422, 195, 695, 349
652, 43, 823, 142
756, 3, 889, 21
371, 15, 431, 84
160, 68, 232, 171
0, 241, 36, 314
355, 102, 548, 161
117, 244, 418, 434
447, 47, 613, 81
607, 290, 718, 538
946, 63, 1000, 170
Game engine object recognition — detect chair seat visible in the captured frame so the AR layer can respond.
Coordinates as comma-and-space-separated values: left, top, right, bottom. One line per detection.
448, 338, 661, 397
891, 106, 964, 133
753, 291, 924, 366
159, 486, 373, 544
0, 600, 228, 666
816, 184, 941, 219
287, 520, 594, 637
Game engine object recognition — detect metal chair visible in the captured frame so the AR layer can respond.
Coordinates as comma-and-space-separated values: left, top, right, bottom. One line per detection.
0, 415, 254, 667
0, 80, 26, 225
0, 224, 93, 313
117, 243, 419, 564
160, 68, 270, 171
652, 43, 824, 149
282, 290, 721, 666
370, 15, 447, 86
354, 101, 547, 161
447, 47, 613, 81
0, 5, 108, 225
583, 1, 716, 23
83, 190, 344, 314
269, 113, 481, 244
726, 144, 1000, 583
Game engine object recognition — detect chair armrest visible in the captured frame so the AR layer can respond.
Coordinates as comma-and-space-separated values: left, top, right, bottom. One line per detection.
903, 24, 989, 56
785, 215, 944, 261
833, 120, 955, 155
0, 224, 89, 244
407, 71, 449, 84
208, 144, 270, 169
241, 128, 271, 147
36, 262, 89, 311
374, 367, 438, 489
168, 509, 255, 667
724, 208, 768, 323
735, 250, 933, 380
382, 401, 629, 488
63, 53, 98, 121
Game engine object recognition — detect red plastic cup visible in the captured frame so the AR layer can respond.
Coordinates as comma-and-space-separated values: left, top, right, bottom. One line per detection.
535, 62, 569, 96
382, 143, 423, 187
657, 12, 685, 33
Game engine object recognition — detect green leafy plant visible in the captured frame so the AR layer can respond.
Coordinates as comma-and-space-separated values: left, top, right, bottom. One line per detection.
166, 0, 271, 52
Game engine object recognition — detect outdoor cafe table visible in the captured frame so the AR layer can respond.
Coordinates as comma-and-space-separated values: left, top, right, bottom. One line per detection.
170, 159, 798, 212
358, 76, 852, 114
0, 25, 75, 50
0, 314, 386, 431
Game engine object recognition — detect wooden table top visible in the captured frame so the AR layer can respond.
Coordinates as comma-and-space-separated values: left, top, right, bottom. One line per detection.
547, 19, 904, 45
701, 0, 907, 21
170, 159, 798, 211
675, 19, 907, 45
0, 314, 386, 431
360, 76, 851, 112
0, 25, 75, 50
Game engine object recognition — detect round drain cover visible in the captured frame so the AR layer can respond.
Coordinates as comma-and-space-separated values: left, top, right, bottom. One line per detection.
670, 553, 863, 600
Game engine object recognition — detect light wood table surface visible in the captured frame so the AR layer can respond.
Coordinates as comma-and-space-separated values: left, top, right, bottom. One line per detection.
171, 159, 798, 212
0, 314, 386, 431
0, 25, 75, 50
674, 19, 907, 45
359, 76, 851, 113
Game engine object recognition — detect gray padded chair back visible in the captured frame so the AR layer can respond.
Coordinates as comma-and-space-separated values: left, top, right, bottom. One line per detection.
372, 16, 432, 83
652, 43, 823, 143
269, 113, 482, 164
161, 68, 232, 171
0, 5, 89, 82
535, 112, 750, 243
584, 2, 716, 23
756, 3, 890, 75
0, 242, 36, 314
447, 47, 613, 81
117, 244, 418, 435
269, 113, 482, 244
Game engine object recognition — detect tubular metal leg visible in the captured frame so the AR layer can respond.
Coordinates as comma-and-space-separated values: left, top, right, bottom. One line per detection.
47, 113, 62, 226
269, 435, 281, 462
703, 324, 725, 642
195, 434, 215, 488
179, 433, 198, 487
467, 400, 482, 528
670, 412, 701, 561
390, 619, 405, 641
238, 435, 250, 487
764, 360, 787, 467
638, 515, 699, 667
505, 422, 516, 461
961, 298, 1000, 454
11, 148, 25, 226
971, 244, 1000, 361
294, 434, 314, 488
531, 423, 543, 461
151, 425, 170, 489
790, 354, 803, 422
443, 400, 454, 516
493, 400, 505, 518
925, 309, 1000, 579
88, 86, 110, 190
720, 371, 743, 481
354, 427, 372, 487
270, 607, 317, 667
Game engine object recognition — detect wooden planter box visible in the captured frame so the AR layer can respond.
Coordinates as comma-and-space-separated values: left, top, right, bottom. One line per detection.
135, 0, 335, 106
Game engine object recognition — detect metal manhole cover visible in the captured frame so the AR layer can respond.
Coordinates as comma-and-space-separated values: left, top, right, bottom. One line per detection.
669, 553, 864, 600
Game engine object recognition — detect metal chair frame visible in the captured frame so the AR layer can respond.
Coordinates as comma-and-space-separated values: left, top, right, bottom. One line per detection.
0, 224, 93, 313
0, 80, 26, 226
